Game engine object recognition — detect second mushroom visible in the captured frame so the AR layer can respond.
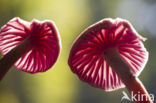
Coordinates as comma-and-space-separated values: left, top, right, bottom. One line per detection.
68, 18, 152, 103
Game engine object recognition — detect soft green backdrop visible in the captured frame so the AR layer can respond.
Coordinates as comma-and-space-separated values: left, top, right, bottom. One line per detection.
0, 0, 156, 103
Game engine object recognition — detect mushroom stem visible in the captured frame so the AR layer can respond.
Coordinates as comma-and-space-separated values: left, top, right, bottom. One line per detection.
105, 48, 152, 103
126, 78, 152, 103
0, 36, 32, 81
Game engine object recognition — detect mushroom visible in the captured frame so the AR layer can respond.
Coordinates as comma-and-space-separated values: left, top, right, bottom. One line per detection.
0, 17, 61, 80
68, 18, 152, 103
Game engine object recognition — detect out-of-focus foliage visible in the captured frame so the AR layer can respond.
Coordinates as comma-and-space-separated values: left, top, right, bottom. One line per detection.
0, 0, 156, 103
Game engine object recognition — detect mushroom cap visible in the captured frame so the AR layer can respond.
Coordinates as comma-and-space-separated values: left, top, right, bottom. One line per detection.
0, 17, 61, 73
68, 18, 148, 91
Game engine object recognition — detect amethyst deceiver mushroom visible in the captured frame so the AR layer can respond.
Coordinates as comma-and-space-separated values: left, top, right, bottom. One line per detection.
68, 18, 152, 103
0, 17, 61, 80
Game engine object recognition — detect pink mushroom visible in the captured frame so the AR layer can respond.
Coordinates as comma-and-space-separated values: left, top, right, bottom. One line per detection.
68, 18, 152, 103
0, 17, 61, 80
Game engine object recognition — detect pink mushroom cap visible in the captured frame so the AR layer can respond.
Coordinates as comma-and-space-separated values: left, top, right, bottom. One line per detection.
0, 17, 61, 73
68, 18, 148, 91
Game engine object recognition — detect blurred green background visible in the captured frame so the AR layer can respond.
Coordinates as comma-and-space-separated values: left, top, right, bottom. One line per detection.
0, 0, 156, 103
